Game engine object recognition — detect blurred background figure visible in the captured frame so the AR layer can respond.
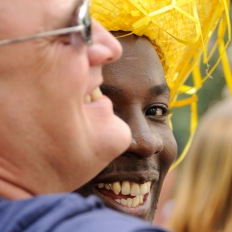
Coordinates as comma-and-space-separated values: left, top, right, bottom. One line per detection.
165, 97, 232, 232
153, 169, 177, 225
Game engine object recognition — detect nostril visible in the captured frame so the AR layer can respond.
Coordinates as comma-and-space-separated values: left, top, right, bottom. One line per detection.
104, 57, 113, 64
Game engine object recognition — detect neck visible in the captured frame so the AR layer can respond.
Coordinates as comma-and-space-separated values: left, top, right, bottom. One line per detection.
0, 146, 33, 200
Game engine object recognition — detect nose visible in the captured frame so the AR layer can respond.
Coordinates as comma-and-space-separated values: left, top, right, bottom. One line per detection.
127, 110, 164, 158
87, 19, 123, 65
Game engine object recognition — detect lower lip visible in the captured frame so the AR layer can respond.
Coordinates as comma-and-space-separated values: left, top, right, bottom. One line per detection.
94, 188, 151, 218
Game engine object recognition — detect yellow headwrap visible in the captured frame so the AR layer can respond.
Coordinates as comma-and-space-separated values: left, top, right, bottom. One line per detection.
90, 0, 232, 169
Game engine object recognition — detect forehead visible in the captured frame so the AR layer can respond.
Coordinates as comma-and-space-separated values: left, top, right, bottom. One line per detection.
0, 0, 80, 33
103, 33, 166, 90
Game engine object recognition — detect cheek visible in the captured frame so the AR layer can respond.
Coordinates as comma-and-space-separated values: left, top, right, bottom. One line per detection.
38, 45, 90, 101
0, 43, 39, 76
156, 126, 177, 168
163, 132, 178, 166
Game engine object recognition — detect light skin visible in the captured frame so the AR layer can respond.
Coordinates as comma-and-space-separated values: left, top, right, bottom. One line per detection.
76, 33, 177, 222
0, 0, 131, 199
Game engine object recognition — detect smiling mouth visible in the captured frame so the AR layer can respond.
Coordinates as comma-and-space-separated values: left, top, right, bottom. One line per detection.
95, 181, 151, 208
84, 87, 103, 103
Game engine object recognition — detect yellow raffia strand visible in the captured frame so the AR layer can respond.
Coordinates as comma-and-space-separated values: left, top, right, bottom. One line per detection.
219, 39, 232, 94
170, 97, 198, 171
172, 95, 198, 108
192, 64, 202, 90
91, 0, 232, 169
223, 0, 231, 40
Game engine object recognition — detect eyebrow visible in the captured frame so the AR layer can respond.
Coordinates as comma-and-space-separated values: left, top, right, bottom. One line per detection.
100, 83, 170, 97
149, 83, 170, 96
100, 84, 123, 96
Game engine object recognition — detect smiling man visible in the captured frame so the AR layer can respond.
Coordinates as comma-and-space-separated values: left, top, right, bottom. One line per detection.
76, 32, 177, 222
75, 0, 231, 223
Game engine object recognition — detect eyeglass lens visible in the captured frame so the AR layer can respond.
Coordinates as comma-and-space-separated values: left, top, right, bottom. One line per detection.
76, 0, 92, 44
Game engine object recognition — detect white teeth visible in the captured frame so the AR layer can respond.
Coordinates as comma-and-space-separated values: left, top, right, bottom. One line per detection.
91, 87, 102, 101
139, 195, 144, 204
105, 184, 111, 190
121, 181, 130, 195
139, 183, 147, 195
97, 181, 152, 196
130, 183, 140, 197
97, 180, 152, 208
112, 182, 121, 195
132, 196, 140, 207
120, 199, 127, 206
84, 94, 91, 103
84, 87, 103, 103
114, 199, 120, 203
126, 198, 133, 207
147, 181, 151, 190
114, 196, 144, 208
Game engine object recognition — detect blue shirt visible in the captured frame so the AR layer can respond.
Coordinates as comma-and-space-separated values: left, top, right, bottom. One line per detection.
0, 193, 169, 232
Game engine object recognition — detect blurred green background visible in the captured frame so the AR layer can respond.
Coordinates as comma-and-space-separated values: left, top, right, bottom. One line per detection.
172, 67, 227, 155
171, 6, 232, 155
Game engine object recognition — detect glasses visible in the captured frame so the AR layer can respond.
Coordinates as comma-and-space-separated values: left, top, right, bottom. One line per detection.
0, 0, 92, 46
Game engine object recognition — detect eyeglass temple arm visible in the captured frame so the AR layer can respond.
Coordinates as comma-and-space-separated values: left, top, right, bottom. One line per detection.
0, 25, 84, 46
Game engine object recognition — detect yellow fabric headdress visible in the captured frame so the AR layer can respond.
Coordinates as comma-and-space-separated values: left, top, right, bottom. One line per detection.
90, 0, 232, 169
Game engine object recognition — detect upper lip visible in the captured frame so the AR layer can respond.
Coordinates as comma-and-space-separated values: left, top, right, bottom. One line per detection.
87, 69, 103, 94
92, 170, 160, 186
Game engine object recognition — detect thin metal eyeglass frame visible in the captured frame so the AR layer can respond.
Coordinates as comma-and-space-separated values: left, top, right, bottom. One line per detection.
0, 0, 91, 46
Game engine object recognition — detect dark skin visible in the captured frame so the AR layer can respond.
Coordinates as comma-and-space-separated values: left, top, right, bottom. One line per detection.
76, 32, 177, 222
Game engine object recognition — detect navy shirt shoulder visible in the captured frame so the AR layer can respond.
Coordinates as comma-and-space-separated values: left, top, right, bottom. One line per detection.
0, 193, 169, 232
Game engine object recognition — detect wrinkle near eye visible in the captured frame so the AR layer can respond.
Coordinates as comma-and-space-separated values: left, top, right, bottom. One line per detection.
56, 35, 70, 45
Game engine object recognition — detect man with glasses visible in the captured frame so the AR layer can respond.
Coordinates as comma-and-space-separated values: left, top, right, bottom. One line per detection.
0, 0, 169, 231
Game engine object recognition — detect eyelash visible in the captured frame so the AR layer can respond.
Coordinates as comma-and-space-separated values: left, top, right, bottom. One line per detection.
145, 104, 171, 118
